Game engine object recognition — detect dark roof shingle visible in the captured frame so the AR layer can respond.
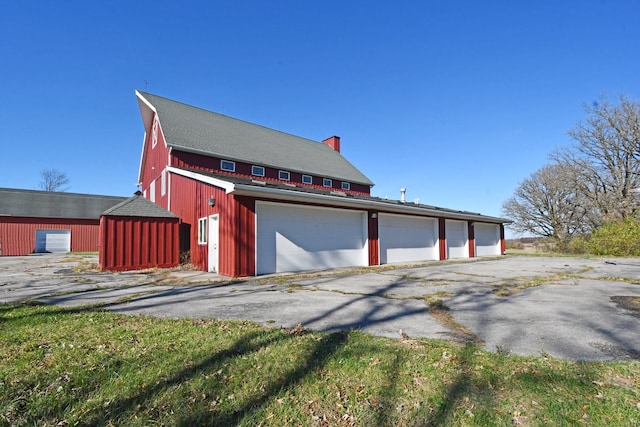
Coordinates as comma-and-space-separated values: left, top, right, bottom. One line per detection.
0, 188, 127, 219
102, 195, 178, 218
137, 91, 374, 186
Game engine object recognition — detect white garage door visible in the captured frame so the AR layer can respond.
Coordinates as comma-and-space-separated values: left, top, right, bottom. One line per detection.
35, 229, 71, 253
446, 220, 468, 259
256, 202, 368, 275
475, 223, 501, 256
379, 214, 438, 264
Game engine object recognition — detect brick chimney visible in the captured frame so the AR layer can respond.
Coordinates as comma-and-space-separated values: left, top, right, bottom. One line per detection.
322, 136, 341, 153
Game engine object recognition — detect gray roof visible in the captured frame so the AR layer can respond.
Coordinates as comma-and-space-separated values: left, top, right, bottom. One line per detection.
0, 188, 127, 220
102, 195, 178, 218
137, 91, 374, 186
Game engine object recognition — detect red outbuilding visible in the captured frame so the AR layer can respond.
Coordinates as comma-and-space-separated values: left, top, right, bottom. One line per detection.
0, 188, 126, 256
99, 194, 179, 271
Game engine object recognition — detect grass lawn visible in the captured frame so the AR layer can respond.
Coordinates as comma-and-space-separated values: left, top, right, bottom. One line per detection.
1, 303, 639, 426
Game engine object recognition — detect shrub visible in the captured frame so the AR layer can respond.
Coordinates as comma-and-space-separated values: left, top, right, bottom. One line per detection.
585, 218, 640, 256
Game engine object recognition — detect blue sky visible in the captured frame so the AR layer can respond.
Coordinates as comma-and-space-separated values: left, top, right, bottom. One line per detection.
2, 1, 640, 229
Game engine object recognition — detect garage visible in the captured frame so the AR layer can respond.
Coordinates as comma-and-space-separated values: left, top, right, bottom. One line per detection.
256, 202, 368, 275
445, 220, 468, 259
379, 214, 438, 264
475, 222, 501, 256
35, 229, 71, 253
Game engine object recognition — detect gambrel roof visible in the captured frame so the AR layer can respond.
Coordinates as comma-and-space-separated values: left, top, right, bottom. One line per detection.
0, 188, 127, 220
136, 91, 374, 186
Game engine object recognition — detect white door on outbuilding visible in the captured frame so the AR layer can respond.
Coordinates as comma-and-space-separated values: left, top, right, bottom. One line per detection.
378, 214, 438, 264
256, 202, 368, 275
35, 229, 71, 253
445, 220, 468, 259
474, 223, 501, 256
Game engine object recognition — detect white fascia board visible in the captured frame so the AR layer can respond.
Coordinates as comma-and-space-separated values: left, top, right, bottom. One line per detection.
136, 91, 157, 185
233, 184, 508, 223
167, 167, 236, 194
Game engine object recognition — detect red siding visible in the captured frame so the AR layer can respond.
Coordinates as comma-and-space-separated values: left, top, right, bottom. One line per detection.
169, 173, 255, 276
0, 217, 99, 256
170, 150, 371, 195
438, 218, 447, 260
500, 224, 506, 255
368, 213, 379, 266
99, 216, 179, 271
140, 116, 170, 209
468, 222, 476, 258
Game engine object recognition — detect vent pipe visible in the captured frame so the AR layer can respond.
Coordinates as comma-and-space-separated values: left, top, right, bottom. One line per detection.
400, 187, 406, 203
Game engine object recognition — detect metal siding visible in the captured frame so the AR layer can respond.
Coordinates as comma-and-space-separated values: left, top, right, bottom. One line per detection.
99, 216, 179, 271
0, 217, 99, 256
468, 223, 476, 258
368, 213, 379, 266
141, 116, 170, 208
438, 218, 447, 260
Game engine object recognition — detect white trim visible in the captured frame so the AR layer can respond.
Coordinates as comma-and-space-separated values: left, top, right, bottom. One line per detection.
167, 166, 236, 193
302, 174, 312, 184
341, 181, 350, 191
135, 90, 157, 113
323, 178, 332, 187
198, 217, 207, 245
161, 170, 167, 196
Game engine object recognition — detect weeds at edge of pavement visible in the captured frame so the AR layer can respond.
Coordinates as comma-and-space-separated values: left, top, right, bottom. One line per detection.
1, 303, 639, 427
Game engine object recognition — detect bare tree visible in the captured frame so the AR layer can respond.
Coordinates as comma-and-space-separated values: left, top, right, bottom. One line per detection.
39, 168, 70, 192
502, 163, 589, 239
554, 96, 640, 222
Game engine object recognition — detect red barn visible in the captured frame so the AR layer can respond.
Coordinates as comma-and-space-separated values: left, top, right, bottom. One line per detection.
136, 91, 510, 277
0, 188, 126, 256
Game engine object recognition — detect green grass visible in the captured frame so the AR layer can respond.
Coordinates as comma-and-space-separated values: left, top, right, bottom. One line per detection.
1, 303, 639, 426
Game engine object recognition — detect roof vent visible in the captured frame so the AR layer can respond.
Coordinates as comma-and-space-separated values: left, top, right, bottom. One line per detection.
400, 188, 406, 203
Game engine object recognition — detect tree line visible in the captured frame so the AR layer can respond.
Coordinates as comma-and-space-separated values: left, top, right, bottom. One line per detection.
502, 95, 640, 253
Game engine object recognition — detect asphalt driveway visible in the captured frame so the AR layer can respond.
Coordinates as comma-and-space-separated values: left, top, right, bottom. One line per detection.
1, 254, 639, 361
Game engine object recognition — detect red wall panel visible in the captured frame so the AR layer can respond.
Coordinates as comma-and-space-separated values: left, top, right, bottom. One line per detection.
99, 216, 179, 271
140, 116, 170, 209
0, 217, 100, 256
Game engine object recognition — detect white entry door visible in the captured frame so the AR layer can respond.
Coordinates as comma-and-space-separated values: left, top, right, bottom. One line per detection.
208, 214, 219, 272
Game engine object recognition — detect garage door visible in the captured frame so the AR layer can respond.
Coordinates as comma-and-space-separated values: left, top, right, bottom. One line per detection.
379, 214, 438, 264
35, 229, 71, 253
445, 220, 468, 259
475, 223, 500, 256
256, 202, 367, 275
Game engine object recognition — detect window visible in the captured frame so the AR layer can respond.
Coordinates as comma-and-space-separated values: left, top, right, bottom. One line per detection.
252, 165, 265, 177
198, 218, 207, 245
341, 181, 350, 191
302, 175, 312, 184
221, 160, 235, 172
152, 118, 158, 148
161, 170, 167, 196
323, 178, 332, 188
149, 180, 156, 202
279, 170, 290, 181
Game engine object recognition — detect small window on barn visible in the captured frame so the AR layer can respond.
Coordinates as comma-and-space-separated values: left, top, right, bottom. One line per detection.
341, 181, 350, 191
302, 175, 312, 184
323, 178, 332, 188
252, 165, 265, 177
161, 170, 167, 196
198, 218, 207, 245
150, 180, 156, 202
279, 170, 290, 181
221, 160, 235, 172
152, 118, 159, 148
